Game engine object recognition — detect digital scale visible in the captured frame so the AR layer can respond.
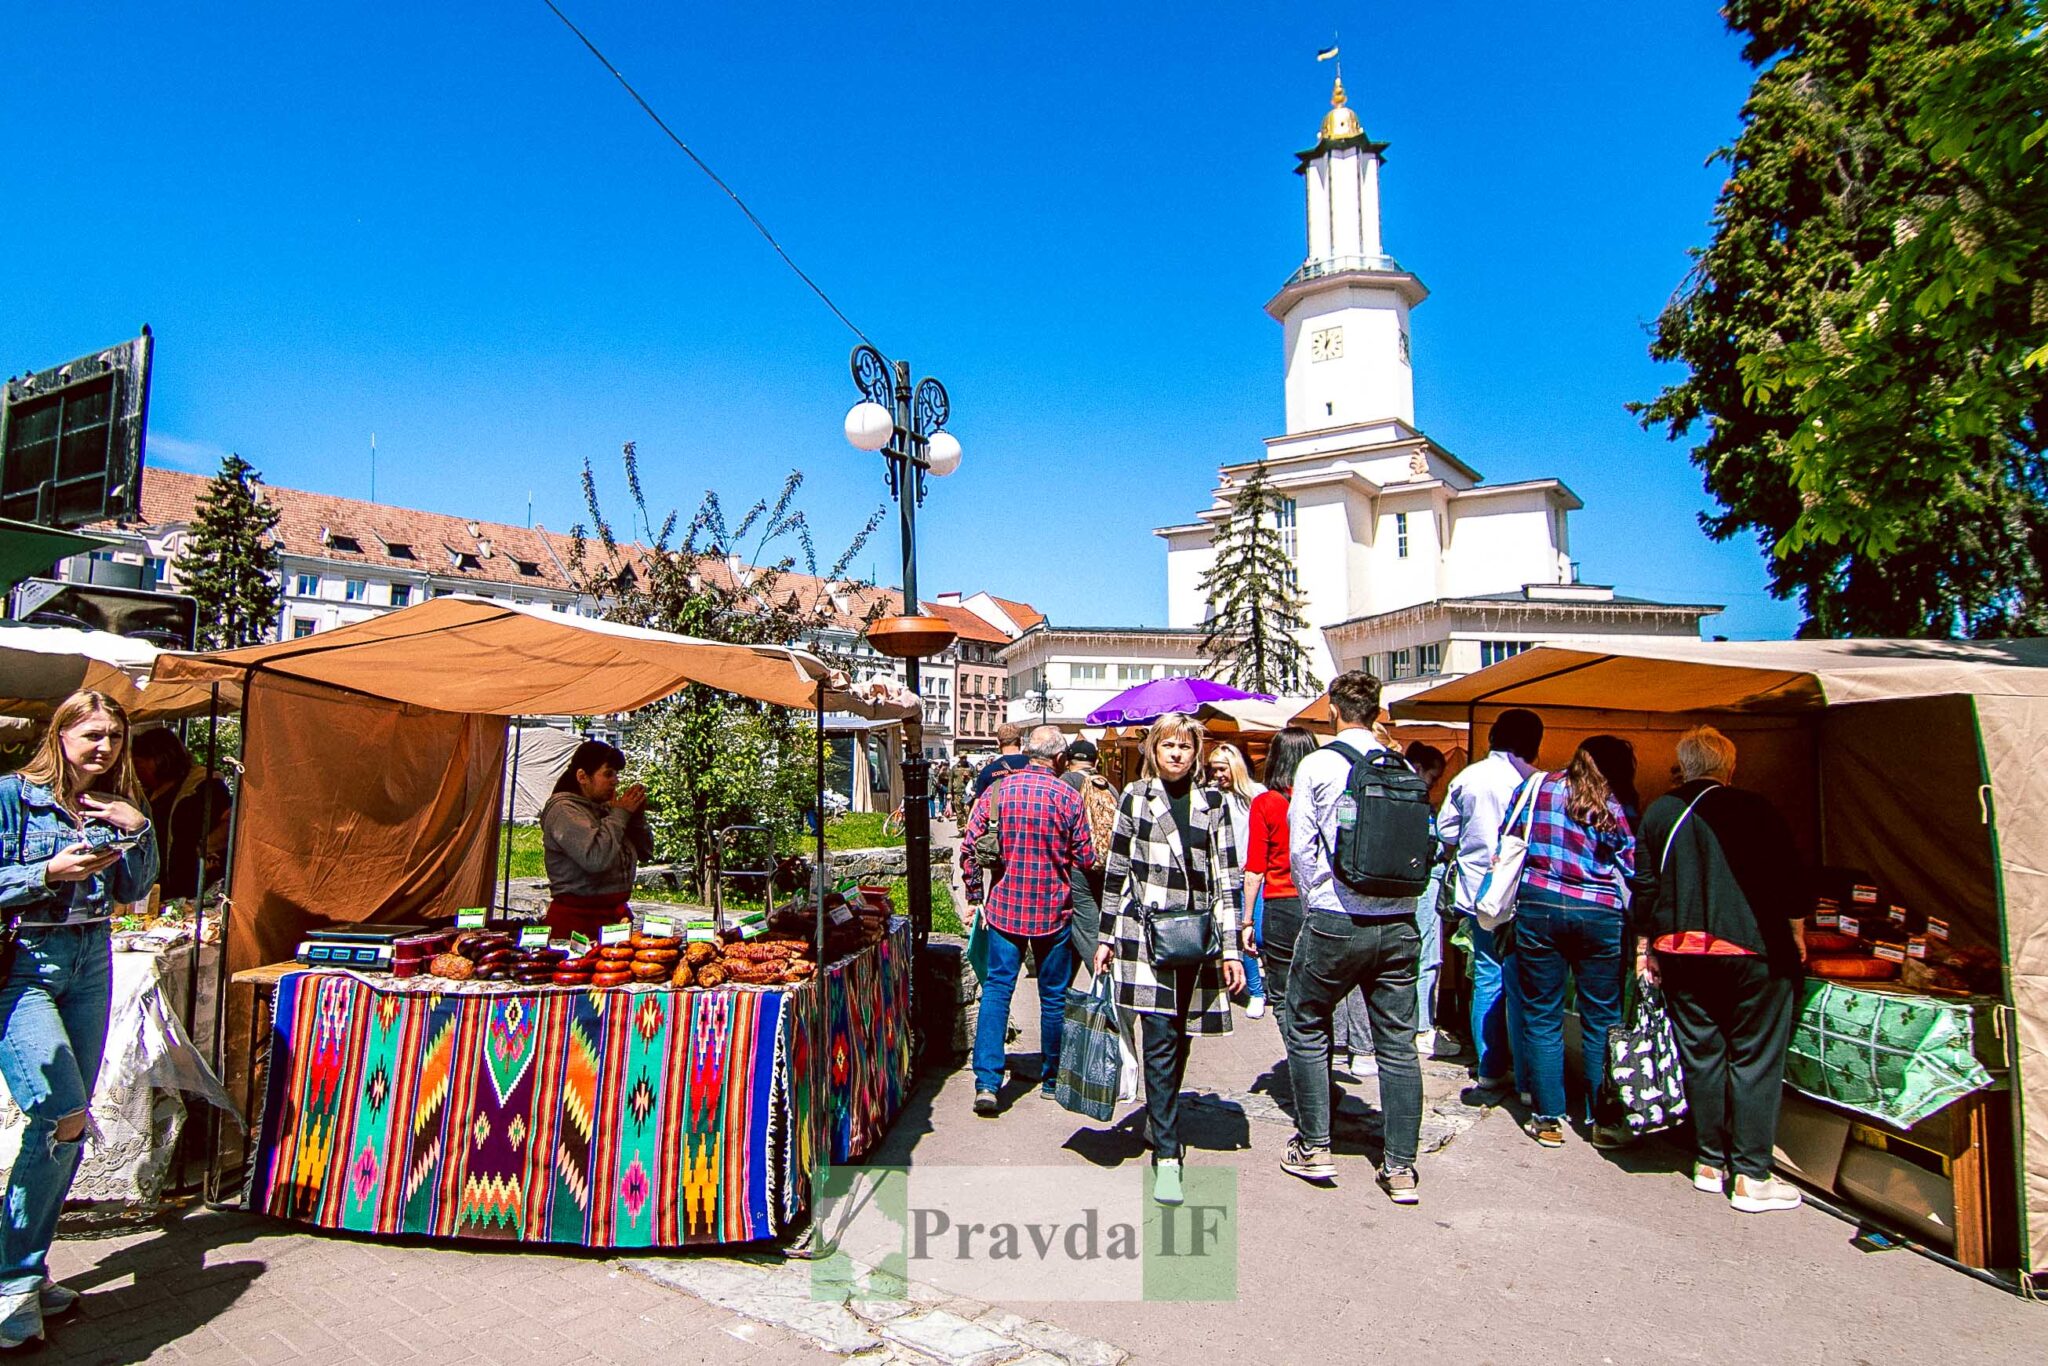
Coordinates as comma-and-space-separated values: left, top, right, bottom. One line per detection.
294, 924, 428, 970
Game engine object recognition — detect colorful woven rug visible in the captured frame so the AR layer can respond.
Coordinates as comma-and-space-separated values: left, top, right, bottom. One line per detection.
250, 922, 912, 1246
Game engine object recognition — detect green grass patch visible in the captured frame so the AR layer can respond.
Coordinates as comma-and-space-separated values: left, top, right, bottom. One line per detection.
826, 812, 904, 850
498, 823, 547, 879
888, 878, 962, 935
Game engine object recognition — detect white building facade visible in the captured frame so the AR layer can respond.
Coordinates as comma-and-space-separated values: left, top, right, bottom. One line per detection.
999, 627, 1208, 729
1159, 78, 1716, 697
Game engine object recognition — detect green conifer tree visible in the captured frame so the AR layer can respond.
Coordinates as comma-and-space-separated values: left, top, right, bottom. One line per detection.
1197, 461, 1320, 694
176, 453, 282, 649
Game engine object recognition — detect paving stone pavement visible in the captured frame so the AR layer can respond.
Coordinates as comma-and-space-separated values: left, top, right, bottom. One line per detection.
38, 959, 2048, 1365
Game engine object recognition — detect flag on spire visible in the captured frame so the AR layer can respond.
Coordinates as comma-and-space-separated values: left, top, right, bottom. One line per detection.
1316, 44, 1339, 61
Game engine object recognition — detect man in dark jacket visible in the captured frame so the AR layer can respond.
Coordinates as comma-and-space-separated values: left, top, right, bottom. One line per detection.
1629, 725, 1808, 1214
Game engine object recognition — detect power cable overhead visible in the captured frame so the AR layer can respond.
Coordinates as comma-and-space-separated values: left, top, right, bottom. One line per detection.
539, 0, 884, 355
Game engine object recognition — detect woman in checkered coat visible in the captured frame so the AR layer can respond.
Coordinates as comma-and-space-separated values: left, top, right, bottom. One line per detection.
1092, 713, 1244, 1205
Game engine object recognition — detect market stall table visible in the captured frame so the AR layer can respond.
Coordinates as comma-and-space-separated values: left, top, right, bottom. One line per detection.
0, 929, 233, 1205
240, 919, 912, 1247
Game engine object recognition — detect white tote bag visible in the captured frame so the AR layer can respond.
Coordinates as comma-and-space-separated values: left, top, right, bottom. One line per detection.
1473, 778, 1541, 931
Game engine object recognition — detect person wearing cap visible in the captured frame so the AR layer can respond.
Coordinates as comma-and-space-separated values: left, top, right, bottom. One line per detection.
1058, 740, 1111, 968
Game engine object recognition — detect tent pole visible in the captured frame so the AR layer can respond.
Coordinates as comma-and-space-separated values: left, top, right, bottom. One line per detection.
202, 672, 255, 1207
815, 681, 827, 974
499, 721, 522, 920
185, 682, 221, 1035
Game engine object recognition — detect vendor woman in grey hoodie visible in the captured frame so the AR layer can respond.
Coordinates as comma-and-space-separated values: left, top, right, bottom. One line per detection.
539, 739, 653, 938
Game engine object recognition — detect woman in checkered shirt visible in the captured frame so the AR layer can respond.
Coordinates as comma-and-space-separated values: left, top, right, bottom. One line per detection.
1507, 739, 1637, 1151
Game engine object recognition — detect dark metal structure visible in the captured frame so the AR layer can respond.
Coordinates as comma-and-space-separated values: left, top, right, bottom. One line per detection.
0, 328, 153, 529
849, 344, 949, 946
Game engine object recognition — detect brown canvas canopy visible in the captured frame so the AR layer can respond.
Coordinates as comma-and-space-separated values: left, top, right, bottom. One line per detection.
1395, 638, 2048, 1274
152, 597, 914, 974
0, 622, 225, 721
153, 594, 914, 718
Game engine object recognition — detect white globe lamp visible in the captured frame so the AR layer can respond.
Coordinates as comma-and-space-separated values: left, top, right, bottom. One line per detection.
924, 430, 962, 477
844, 401, 893, 452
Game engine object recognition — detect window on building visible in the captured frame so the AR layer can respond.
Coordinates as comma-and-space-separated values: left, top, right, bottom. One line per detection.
1480, 640, 1534, 668
382, 540, 415, 560
1071, 663, 1107, 684
1418, 642, 1443, 676
143, 556, 167, 587
1276, 496, 1300, 588
1391, 648, 1414, 680
389, 584, 413, 608
515, 559, 542, 577
326, 533, 362, 554
1117, 664, 1153, 683
344, 579, 367, 603
1399, 326, 1412, 366
294, 573, 318, 598
291, 618, 317, 639
1395, 512, 1410, 559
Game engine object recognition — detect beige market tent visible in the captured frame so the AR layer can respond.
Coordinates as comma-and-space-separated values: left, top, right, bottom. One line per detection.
152, 597, 914, 973
1395, 637, 2048, 1275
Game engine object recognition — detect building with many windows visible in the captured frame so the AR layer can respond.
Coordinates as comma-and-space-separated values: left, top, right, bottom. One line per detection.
999, 626, 1208, 729
1156, 78, 1718, 701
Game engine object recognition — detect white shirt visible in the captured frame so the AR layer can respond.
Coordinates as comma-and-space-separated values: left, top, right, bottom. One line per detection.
1287, 728, 1420, 919
1436, 749, 1538, 913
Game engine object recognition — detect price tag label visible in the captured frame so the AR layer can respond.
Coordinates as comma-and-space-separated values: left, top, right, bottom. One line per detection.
569, 932, 592, 955
1908, 936, 1929, 959
456, 909, 488, 929
642, 914, 676, 939
686, 925, 719, 944
829, 903, 856, 927
1887, 905, 1909, 925
1872, 942, 1906, 964
1926, 916, 1950, 940
518, 926, 551, 950
1837, 915, 1860, 937
1816, 912, 1839, 929
600, 922, 632, 945
740, 921, 765, 940
1852, 885, 1879, 905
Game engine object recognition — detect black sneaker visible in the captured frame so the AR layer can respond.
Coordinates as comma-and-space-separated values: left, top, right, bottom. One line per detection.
973, 1090, 999, 1116
1280, 1137, 1336, 1183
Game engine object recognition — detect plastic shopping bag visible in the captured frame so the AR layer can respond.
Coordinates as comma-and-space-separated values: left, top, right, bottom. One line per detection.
1054, 972, 1123, 1122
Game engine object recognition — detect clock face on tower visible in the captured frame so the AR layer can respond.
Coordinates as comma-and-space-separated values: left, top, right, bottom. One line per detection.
1310, 326, 1344, 362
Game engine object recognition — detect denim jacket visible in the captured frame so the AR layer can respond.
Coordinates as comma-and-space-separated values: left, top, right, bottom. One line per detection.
0, 774, 160, 926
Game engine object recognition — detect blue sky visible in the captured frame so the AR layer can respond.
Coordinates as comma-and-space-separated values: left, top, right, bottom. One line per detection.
2, 2, 1798, 638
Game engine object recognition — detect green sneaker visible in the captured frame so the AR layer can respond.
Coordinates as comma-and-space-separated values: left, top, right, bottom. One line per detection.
1152, 1157, 1184, 1206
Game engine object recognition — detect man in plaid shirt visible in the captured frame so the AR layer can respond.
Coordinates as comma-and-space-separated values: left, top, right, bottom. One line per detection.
959, 725, 1096, 1115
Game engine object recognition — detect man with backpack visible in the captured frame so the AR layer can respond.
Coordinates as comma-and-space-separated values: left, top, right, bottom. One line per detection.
1279, 670, 1432, 1204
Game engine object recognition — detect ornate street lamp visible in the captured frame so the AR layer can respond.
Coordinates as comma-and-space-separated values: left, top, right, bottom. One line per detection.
843, 344, 961, 948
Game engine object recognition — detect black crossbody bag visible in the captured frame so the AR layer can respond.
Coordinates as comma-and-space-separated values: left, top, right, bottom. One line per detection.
1137, 903, 1220, 968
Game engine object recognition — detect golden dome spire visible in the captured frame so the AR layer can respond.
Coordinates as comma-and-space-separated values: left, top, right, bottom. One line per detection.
1320, 75, 1363, 141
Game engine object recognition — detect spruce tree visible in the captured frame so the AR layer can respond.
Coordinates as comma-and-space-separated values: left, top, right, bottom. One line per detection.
1198, 460, 1320, 694
176, 453, 282, 649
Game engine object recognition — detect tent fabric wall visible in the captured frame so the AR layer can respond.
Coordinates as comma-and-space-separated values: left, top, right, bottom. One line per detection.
226, 672, 506, 975
1973, 694, 2048, 1272
501, 727, 584, 824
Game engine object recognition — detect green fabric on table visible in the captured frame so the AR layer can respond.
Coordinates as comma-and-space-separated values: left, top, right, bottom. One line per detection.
1785, 980, 1995, 1127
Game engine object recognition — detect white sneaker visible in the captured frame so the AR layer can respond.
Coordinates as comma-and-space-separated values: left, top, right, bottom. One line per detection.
1415, 1029, 1437, 1056
0, 1290, 43, 1349
1730, 1174, 1804, 1213
38, 1279, 80, 1316
1693, 1162, 1727, 1194
1246, 996, 1268, 1019
1350, 1053, 1379, 1078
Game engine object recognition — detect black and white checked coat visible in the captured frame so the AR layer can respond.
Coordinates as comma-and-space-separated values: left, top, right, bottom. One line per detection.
1099, 778, 1243, 1033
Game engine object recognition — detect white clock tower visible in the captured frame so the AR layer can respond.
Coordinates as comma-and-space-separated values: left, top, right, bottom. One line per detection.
1267, 76, 1427, 434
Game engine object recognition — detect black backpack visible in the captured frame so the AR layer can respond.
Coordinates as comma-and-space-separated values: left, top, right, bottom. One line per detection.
1323, 742, 1435, 898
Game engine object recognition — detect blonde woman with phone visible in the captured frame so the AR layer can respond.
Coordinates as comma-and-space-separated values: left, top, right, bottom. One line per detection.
0, 691, 158, 1348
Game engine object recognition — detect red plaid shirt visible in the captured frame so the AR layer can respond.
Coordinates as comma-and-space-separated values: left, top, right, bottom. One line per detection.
960, 762, 1095, 937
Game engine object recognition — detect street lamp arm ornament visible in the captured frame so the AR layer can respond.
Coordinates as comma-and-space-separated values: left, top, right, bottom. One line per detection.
842, 345, 962, 958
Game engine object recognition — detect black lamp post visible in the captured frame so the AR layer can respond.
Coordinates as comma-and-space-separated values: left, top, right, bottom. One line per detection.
843, 344, 961, 949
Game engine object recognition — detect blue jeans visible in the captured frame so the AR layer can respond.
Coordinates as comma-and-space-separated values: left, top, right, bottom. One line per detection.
1415, 870, 1445, 1034
1468, 917, 1529, 1089
1242, 889, 1266, 1001
0, 923, 114, 1294
1512, 888, 1626, 1123
973, 922, 1072, 1093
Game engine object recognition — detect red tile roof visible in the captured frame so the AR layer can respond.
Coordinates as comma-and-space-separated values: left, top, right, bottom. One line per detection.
923, 601, 1012, 645
989, 595, 1045, 631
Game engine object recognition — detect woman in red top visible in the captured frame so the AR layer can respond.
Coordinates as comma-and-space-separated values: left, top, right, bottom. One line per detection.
1240, 727, 1319, 1030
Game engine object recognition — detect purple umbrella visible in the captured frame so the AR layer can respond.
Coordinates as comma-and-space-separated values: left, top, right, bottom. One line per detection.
1084, 677, 1276, 726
